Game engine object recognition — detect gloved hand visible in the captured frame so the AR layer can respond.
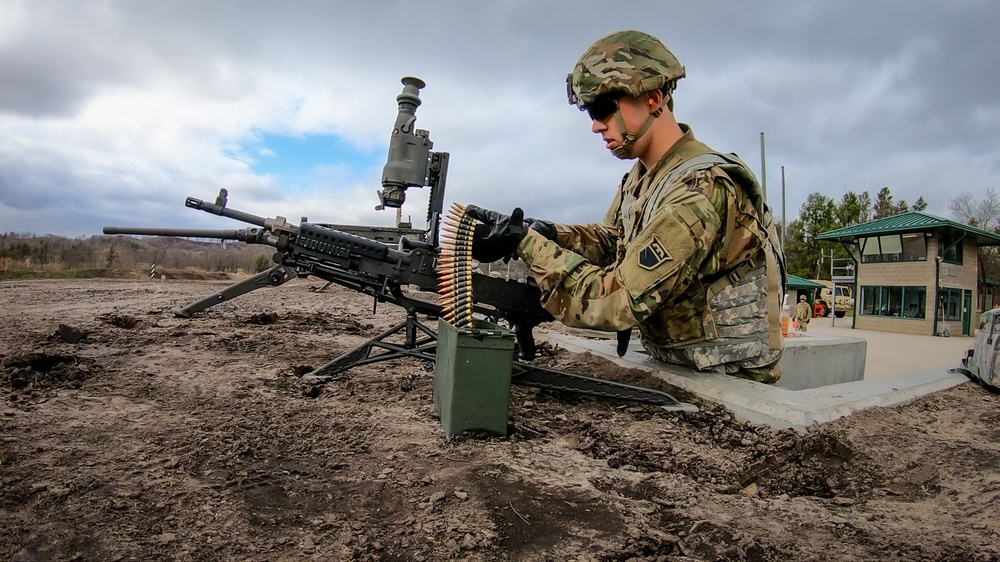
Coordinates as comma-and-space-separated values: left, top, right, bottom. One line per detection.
465, 205, 556, 262
464, 205, 527, 263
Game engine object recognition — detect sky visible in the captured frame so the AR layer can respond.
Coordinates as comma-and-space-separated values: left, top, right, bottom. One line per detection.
1, 0, 998, 238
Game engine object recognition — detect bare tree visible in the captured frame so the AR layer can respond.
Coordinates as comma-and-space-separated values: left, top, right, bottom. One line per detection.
949, 187, 1000, 231
949, 188, 1000, 298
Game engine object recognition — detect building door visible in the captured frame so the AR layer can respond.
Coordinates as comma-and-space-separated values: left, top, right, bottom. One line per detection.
964, 290, 973, 336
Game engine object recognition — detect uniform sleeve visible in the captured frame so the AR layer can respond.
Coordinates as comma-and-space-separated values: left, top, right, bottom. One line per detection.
548, 222, 620, 267
516, 171, 723, 332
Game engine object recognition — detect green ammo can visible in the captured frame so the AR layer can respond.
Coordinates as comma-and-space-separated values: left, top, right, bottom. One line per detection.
434, 318, 516, 438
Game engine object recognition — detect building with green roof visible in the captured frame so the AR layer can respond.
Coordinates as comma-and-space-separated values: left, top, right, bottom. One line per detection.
816, 211, 1000, 336
785, 274, 824, 303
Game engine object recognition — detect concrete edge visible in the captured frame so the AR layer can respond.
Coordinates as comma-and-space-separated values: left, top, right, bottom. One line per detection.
535, 331, 968, 431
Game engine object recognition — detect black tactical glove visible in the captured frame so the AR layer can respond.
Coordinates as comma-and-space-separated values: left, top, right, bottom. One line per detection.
463, 205, 527, 263
525, 217, 557, 242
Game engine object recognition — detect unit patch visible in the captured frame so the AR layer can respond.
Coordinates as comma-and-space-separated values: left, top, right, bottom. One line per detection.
637, 235, 671, 270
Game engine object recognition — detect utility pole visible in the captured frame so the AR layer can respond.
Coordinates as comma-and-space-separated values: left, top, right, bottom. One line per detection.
830, 252, 837, 328
816, 248, 832, 280
759, 132, 767, 202
781, 165, 787, 245
816, 248, 833, 324
831, 257, 856, 329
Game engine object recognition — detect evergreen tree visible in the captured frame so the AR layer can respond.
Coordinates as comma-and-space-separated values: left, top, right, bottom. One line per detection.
858, 191, 872, 222
254, 254, 272, 273
105, 244, 117, 269
836, 191, 863, 227
784, 193, 841, 279
34, 240, 50, 265
873, 186, 896, 219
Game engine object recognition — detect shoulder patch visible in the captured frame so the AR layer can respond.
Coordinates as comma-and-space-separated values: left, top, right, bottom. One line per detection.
638, 235, 671, 270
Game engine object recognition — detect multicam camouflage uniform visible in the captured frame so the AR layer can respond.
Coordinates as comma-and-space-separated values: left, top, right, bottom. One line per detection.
514, 30, 786, 382
793, 296, 812, 332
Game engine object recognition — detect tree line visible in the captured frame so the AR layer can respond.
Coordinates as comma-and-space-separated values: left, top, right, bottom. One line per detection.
784, 186, 925, 279
0, 232, 272, 277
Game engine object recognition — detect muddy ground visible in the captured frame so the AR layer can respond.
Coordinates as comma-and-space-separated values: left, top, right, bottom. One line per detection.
1, 278, 999, 561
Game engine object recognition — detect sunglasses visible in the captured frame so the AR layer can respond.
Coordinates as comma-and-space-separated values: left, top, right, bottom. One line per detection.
584, 94, 624, 122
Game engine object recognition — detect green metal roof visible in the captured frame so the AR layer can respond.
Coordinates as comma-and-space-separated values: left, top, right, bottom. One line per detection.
786, 274, 825, 289
815, 211, 1000, 246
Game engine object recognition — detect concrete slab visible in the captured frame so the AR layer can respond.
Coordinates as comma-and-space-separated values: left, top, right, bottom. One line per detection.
535, 330, 968, 431
779, 332, 866, 390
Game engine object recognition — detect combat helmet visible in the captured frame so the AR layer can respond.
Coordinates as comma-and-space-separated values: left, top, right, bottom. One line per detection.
567, 30, 686, 108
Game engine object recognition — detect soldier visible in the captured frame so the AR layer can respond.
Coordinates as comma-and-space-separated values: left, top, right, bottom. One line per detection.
793, 295, 812, 332
465, 30, 786, 382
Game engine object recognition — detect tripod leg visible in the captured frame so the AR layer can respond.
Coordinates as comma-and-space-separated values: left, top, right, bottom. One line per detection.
302, 310, 438, 381
173, 265, 297, 317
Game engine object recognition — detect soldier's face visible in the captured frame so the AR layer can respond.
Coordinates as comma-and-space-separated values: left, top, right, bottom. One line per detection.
590, 94, 650, 154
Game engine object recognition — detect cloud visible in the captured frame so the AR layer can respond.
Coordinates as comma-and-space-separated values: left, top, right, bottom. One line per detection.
1, 0, 998, 237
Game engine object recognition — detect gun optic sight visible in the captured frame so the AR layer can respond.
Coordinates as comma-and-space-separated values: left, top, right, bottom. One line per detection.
379, 77, 433, 210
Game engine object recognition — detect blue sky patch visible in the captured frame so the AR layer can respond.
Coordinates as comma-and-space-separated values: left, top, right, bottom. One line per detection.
242, 131, 383, 190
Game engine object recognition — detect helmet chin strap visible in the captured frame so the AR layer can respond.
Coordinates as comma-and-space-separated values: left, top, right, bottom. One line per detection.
610, 103, 664, 160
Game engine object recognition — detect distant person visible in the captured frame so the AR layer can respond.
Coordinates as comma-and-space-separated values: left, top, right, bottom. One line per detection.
793, 295, 812, 332
463, 30, 786, 382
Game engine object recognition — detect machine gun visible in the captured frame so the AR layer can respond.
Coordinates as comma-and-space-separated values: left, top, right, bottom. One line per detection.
104, 77, 694, 411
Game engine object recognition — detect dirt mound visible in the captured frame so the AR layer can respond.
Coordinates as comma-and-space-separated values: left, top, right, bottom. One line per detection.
1, 352, 100, 393
240, 311, 376, 336
97, 313, 141, 329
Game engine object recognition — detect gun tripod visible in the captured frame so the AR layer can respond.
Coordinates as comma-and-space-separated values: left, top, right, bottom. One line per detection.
301, 308, 697, 412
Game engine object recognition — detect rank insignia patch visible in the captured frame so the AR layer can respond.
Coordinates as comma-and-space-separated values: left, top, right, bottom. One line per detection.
638, 235, 671, 270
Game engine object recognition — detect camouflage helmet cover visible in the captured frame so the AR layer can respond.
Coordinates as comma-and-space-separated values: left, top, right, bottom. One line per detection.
567, 30, 686, 107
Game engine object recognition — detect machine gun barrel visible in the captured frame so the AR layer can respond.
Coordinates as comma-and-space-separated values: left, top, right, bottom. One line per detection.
185, 196, 268, 227
102, 226, 265, 242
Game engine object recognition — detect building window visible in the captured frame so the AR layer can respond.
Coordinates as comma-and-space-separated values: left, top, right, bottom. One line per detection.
939, 235, 963, 265
859, 234, 927, 263
939, 288, 962, 321
901, 234, 927, 261
860, 285, 927, 318
861, 237, 880, 263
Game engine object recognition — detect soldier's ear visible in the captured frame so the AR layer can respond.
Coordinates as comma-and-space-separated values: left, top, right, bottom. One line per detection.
645, 90, 665, 116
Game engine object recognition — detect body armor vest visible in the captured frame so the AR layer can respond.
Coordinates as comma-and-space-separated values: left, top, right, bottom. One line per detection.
616, 150, 786, 371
